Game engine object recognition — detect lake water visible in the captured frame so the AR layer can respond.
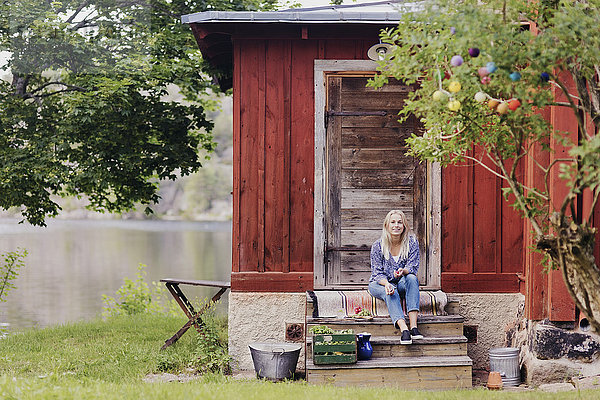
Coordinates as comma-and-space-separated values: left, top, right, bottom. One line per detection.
0, 219, 231, 332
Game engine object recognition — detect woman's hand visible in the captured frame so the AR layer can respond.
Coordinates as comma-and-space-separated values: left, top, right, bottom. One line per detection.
393, 269, 401, 278
385, 282, 395, 295
401, 268, 410, 276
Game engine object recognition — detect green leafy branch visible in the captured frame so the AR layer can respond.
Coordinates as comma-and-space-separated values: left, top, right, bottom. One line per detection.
0, 248, 28, 303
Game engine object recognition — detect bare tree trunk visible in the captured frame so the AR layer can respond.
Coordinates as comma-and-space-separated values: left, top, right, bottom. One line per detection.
537, 213, 600, 333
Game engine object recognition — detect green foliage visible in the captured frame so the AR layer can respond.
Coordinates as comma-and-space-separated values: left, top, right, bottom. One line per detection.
0, 0, 276, 226
189, 301, 231, 374
371, 0, 600, 236
0, 248, 27, 303
102, 264, 177, 317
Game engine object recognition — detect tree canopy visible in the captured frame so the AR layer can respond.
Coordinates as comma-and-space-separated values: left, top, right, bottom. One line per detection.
0, 0, 275, 226
372, 0, 600, 330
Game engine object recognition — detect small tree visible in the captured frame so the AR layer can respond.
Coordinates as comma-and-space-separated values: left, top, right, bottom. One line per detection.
371, 0, 600, 331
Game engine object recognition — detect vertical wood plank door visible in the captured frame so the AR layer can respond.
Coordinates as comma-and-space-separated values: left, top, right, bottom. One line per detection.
324, 75, 427, 287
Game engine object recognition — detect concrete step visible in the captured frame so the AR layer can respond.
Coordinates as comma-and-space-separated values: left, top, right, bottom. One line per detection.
306, 355, 473, 388
307, 314, 465, 337
307, 335, 468, 359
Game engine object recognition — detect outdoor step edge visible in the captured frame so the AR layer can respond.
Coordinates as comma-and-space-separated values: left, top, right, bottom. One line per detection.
307, 315, 464, 324
306, 355, 473, 370
306, 293, 461, 303
306, 335, 468, 345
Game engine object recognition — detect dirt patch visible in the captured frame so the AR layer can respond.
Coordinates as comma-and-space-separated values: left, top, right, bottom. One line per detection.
143, 372, 202, 383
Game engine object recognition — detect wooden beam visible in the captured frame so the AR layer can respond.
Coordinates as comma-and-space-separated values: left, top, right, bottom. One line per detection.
231, 272, 313, 292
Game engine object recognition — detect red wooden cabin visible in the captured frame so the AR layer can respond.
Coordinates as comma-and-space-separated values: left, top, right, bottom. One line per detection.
183, 1, 600, 375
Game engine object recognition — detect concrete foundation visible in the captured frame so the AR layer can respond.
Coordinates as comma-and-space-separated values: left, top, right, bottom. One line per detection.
228, 292, 306, 372
453, 293, 525, 370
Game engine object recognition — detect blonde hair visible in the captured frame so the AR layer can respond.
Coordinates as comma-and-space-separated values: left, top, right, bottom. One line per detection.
380, 210, 411, 261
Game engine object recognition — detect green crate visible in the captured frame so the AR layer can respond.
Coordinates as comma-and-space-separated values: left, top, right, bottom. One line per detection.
312, 333, 357, 365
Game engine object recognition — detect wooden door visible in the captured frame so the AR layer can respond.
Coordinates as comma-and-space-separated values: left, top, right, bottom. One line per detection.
324, 74, 427, 287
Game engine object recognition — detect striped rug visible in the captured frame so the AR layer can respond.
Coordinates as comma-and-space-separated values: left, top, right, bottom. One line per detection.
307, 290, 448, 319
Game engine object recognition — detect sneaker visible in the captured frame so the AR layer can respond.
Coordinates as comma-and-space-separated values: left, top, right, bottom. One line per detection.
410, 327, 423, 340
400, 330, 412, 345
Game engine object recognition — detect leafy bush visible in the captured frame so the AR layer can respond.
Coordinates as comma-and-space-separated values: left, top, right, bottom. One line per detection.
189, 301, 231, 375
102, 264, 177, 317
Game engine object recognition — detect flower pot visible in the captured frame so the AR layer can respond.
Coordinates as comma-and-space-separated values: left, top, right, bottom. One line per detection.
487, 371, 503, 390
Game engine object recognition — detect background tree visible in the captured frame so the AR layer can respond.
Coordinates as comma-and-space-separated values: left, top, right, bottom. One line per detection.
0, 0, 275, 226
372, 0, 600, 331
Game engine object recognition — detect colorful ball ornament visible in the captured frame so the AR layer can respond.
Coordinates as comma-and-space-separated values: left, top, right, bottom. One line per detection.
509, 72, 521, 81
450, 55, 464, 67
468, 48, 480, 57
508, 99, 521, 111
448, 80, 461, 93
448, 100, 461, 111
478, 67, 489, 77
481, 76, 491, 85
488, 99, 499, 110
433, 90, 447, 102
497, 102, 509, 114
474, 91, 487, 102
540, 72, 550, 82
486, 62, 498, 73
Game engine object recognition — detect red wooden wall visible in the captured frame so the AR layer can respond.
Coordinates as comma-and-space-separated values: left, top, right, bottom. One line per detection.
440, 154, 525, 293
230, 27, 380, 292
228, 25, 527, 293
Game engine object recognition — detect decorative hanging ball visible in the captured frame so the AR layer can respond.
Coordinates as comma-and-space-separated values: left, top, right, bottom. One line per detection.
450, 55, 464, 67
450, 27, 456, 35
433, 90, 447, 102
488, 99, 500, 110
468, 48, 480, 57
474, 91, 487, 102
448, 80, 461, 93
540, 72, 550, 82
508, 99, 521, 111
486, 62, 498, 74
448, 100, 461, 111
497, 102, 509, 114
509, 72, 521, 81
481, 76, 491, 85
478, 67, 489, 77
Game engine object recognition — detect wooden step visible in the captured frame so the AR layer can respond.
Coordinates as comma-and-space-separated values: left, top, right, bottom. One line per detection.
307, 315, 464, 337
306, 355, 473, 388
306, 335, 468, 359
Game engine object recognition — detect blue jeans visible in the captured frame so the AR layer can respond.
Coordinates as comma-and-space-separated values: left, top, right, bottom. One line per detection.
368, 274, 420, 328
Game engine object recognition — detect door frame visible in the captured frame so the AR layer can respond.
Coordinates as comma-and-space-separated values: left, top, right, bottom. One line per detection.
313, 59, 441, 290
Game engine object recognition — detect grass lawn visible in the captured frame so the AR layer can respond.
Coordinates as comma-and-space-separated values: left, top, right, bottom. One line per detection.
0, 314, 598, 399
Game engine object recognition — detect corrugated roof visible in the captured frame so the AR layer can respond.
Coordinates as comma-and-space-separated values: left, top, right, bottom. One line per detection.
181, 0, 421, 24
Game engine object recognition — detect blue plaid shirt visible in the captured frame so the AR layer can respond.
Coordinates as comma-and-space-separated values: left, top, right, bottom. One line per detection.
369, 235, 420, 283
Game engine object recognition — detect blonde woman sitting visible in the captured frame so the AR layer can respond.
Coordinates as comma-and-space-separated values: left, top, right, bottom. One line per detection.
368, 210, 422, 345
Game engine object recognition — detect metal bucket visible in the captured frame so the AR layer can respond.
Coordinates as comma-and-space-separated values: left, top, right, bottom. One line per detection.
489, 347, 520, 387
249, 343, 301, 381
